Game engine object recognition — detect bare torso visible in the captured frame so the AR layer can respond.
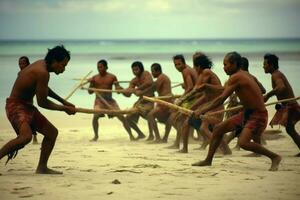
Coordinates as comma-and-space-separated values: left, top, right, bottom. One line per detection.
130, 71, 154, 98
272, 70, 295, 102
155, 73, 172, 96
230, 70, 265, 111
90, 72, 117, 98
182, 66, 197, 94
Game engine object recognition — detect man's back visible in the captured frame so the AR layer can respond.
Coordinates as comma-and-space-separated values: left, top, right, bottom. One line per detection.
10, 60, 48, 102
156, 73, 172, 96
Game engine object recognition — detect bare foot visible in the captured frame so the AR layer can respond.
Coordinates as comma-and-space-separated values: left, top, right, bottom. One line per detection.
130, 136, 138, 141
137, 134, 146, 140
90, 137, 98, 142
146, 136, 154, 141
178, 149, 188, 153
148, 139, 163, 144
269, 155, 282, 171
191, 160, 212, 166
36, 167, 63, 175
161, 138, 168, 143
165, 144, 179, 149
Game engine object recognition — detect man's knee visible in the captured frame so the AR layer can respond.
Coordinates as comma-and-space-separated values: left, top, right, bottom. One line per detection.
19, 134, 33, 145
213, 124, 225, 137
46, 126, 58, 141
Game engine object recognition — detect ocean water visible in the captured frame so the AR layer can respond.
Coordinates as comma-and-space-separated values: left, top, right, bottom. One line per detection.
0, 39, 299, 114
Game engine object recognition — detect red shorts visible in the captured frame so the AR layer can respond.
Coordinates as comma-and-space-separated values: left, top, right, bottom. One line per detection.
270, 102, 300, 127
6, 98, 49, 135
227, 109, 268, 136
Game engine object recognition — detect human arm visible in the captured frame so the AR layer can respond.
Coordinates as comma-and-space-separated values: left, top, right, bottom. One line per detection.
48, 88, 75, 107
36, 72, 75, 114
264, 74, 285, 102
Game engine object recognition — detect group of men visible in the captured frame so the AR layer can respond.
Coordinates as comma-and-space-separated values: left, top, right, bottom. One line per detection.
0, 45, 299, 174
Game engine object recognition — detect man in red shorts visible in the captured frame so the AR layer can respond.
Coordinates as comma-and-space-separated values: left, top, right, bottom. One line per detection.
87, 59, 135, 141
0, 45, 76, 174
263, 53, 300, 156
192, 52, 281, 171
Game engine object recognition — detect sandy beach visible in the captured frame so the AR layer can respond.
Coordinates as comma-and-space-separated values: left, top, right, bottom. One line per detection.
0, 107, 300, 200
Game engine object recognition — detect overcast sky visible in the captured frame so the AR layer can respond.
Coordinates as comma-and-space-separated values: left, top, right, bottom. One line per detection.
0, 0, 299, 40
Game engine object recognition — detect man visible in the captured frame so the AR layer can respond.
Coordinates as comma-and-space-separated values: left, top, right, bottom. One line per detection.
225, 56, 267, 149
192, 52, 281, 171
87, 59, 135, 141
147, 63, 173, 142
179, 52, 230, 154
163, 54, 197, 146
263, 53, 300, 156
18, 56, 38, 144
0, 45, 76, 174
123, 61, 154, 140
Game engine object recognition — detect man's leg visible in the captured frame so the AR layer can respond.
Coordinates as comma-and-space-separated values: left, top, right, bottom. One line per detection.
286, 120, 300, 150
0, 123, 32, 160
126, 115, 146, 139
148, 109, 162, 142
116, 115, 135, 141
192, 119, 235, 166
238, 128, 281, 171
36, 121, 62, 174
179, 118, 191, 153
91, 114, 100, 141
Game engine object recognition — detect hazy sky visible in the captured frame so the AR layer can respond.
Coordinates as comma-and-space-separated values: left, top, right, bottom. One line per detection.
0, 0, 299, 40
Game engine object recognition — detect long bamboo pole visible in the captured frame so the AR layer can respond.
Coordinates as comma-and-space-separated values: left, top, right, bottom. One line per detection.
65, 71, 93, 100
143, 95, 300, 118
153, 94, 181, 100
75, 107, 138, 115
81, 87, 129, 94
206, 96, 300, 117
143, 96, 192, 116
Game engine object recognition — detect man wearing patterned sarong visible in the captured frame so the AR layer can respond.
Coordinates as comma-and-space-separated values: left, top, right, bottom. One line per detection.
263, 53, 300, 156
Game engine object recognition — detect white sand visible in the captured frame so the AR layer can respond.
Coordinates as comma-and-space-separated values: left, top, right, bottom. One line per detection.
0, 108, 300, 200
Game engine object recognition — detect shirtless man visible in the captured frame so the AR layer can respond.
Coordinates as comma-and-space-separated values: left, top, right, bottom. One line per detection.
123, 61, 154, 140
263, 53, 300, 156
225, 56, 267, 149
87, 59, 135, 141
0, 45, 76, 174
147, 63, 173, 142
18, 56, 38, 144
179, 52, 230, 154
163, 54, 197, 146
192, 52, 281, 171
